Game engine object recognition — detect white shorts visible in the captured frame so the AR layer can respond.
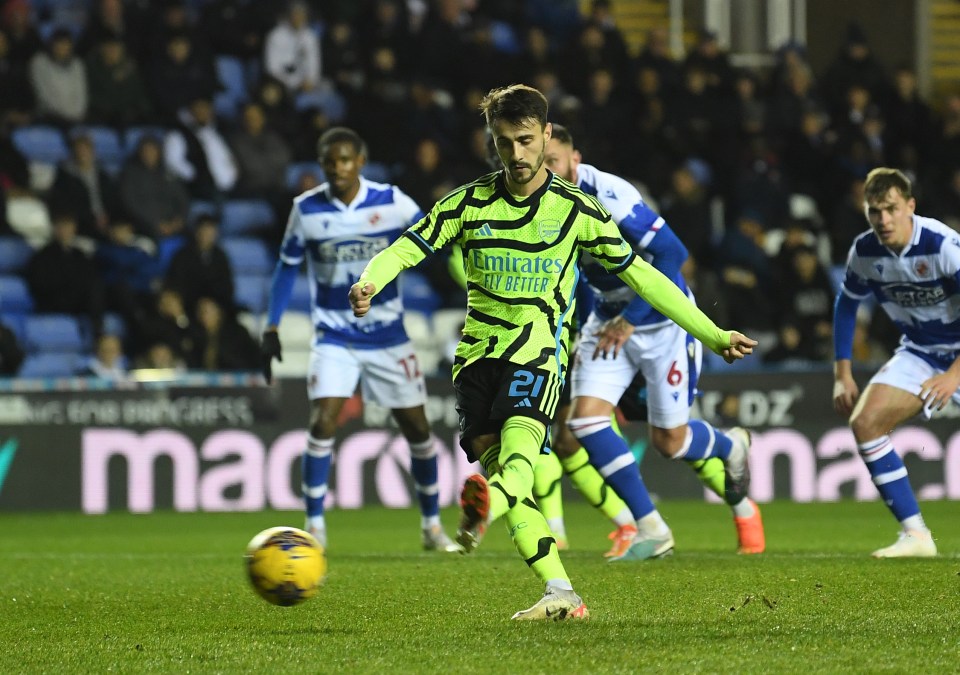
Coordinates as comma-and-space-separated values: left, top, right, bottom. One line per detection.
870, 349, 960, 419
571, 315, 702, 428
307, 342, 427, 409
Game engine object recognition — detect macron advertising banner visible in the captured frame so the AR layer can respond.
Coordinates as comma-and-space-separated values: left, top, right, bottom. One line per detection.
0, 371, 958, 513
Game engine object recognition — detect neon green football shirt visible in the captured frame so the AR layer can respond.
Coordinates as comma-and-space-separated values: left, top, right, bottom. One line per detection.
359, 171, 731, 381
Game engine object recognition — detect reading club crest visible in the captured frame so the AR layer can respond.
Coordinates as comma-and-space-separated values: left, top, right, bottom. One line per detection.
538, 219, 561, 243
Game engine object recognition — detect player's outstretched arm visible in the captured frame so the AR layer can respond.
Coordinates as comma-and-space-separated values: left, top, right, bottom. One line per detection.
349, 235, 430, 317
616, 256, 757, 359
348, 281, 378, 317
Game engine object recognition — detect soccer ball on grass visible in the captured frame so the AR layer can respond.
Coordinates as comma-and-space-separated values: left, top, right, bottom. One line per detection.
245, 526, 327, 606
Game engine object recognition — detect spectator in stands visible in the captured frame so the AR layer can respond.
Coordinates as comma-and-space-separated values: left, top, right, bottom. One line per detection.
0, 317, 25, 375
253, 74, 303, 149
118, 134, 189, 241
770, 60, 822, 136
659, 159, 714, 267
95, 218, 160, 334
148, 31, 218, 124
147, 0, 202, 58
0, 28, 35, 127
399, 136, 455, 211
633, 26, 681, 95
323, 20, 365, 95
559, 20, 629, 100
781, 107, 836, 216
85, 32, 153, 128
820, 22, 889, 121
25, 211, 105, 331
715, 211, 776, 335
766, 243, 835, 363
80, 333, 129, 380
164, 95, 239, 202
164, 214, 235, 316
47, 132, 121, 241
137, 287, 198, 363
414, 0, 473, 97
200, 0, 273, 63
28, 28, 88, 126
1, 0, 41, 68
190, 296, 259, 371
684, 29, 735, 96
359, 0, 412, 73
77, 0, 146, 64
135, 341, 185, 372
829, 176, 868, 264
229, 101, 292, 217
884, 65, 935, 164
264, 0, 322, 96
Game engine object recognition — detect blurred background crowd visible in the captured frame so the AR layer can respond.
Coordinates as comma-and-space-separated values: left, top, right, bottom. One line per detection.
0, 0, 954, 380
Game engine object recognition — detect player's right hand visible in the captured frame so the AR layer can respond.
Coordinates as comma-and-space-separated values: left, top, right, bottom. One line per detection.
348, 281, 377, 317
721, 331, 758, 363
833, 377, 859, 418
260, 329, 282, 384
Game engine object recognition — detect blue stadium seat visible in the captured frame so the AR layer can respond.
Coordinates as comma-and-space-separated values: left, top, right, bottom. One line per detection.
290, 275, 312, 313
286, 161, 324, 192
12, 125, 69, 164
401, 270, 440, 314
19, 352, 80, 378
0, 312, 26, 342
0, 236, 33, 273
216, 55, 248, 104
234, 274, 268, 314
124, 126, 166, 156
0, 275, 35, 313
294, 89, 347, 122
80, 126, 125, 174
221, 199, 275, 236
361, 162, 392, 183
102, 312, 127, 340
222, 237, 274, 275
24, 314, 85, 352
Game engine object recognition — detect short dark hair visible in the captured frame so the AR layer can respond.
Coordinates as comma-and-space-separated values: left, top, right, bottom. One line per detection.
864, 167, 912, 203
479, 84, 548, 129
549, 123, 574, 146
317, 127, 367, 159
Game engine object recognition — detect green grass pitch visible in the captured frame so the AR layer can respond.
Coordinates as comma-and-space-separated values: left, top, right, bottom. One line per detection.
2, 500, 959, 673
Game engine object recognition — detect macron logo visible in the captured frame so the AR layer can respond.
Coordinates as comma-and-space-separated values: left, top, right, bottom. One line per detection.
476, 223, 494, 237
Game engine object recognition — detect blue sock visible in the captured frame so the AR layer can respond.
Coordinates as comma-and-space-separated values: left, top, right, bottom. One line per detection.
408, 437, 440, 522
569, 416, 655, 520
860, 436, 920, 522
303, 436, 333, 518
674, 420, 733, 461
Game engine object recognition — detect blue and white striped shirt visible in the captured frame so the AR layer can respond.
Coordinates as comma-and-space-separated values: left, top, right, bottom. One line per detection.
278, 177, 424, 348
841, 215, 960, 366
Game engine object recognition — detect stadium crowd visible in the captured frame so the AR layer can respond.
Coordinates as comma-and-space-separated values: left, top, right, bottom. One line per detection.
0, 0, 955, 377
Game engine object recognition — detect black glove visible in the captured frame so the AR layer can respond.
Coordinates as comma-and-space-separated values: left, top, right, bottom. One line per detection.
260, 330, 282, 384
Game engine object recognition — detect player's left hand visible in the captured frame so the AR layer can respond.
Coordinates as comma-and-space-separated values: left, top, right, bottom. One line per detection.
260, 329, 282, 384
721, 331, 758, 363
593, 316, 635, 360
348, 281, 377, 317
919, 370, 960, 412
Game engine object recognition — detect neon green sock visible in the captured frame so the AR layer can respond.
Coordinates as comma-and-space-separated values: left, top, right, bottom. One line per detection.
505, 497, 568, 585
487, 416, 546, 523
691, 457, 726, 499
533, 451, 564, 531
559, 447, 630, 524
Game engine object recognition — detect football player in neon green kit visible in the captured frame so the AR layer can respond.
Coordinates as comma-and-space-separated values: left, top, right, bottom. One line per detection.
349, 84, 757, 621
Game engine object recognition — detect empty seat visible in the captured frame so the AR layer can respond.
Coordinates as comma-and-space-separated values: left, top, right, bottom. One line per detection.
81, 126, 125, 173
19, 352, 79, 378
216, 55, 249, 104
235, 274, 268, 314
222, 237, 274, 275
294, 89, 347, 121
12, 125, 69, 164
286, 161, 324, 192
24, 313, 85, 352
221, 199, 275, 236
0, 275, 35, 313
0, 236, 33, 273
